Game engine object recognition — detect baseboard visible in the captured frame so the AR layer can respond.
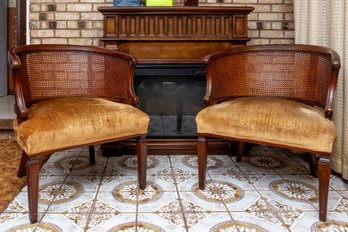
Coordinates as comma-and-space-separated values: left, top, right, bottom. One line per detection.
0, 119, 13, 131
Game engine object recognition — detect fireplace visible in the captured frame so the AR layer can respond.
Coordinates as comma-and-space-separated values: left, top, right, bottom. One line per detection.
134, 64, 206, 138
98, 6, 254, 153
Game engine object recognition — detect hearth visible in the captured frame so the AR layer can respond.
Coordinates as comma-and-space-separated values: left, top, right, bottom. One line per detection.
134, 64, 206, 138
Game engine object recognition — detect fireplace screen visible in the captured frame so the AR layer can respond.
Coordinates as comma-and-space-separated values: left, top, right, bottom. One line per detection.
134, 64, 206, 138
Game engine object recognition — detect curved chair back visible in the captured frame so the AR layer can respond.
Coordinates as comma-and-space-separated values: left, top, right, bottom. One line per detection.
203, 45, 340, 115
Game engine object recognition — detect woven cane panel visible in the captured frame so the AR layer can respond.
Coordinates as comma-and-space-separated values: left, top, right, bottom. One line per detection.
19, 51, 131, 104
209, 50, 332, 107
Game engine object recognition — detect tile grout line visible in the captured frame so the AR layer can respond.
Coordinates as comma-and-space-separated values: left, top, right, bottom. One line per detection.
168, 155, 190, 232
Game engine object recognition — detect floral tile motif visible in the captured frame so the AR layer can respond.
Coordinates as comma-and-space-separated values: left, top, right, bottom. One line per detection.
222, 166, 265, 184
311, 220, 348, 231
182, 155, 223, 169
155, 200, 185, 227
54, 155, 91, 173
3, 200, 27, 214
336, 197, 348, 213
155, 199, 211, 228
192, 181, 243, 203
209, 220, 268, 232
269, 179, 318, 202
247, 198, 302, 227
63, 200, 119, 231
107, 221, 166, 232
8, 222, 63, 232
39, 181, 83, 205
112, 181, 163, 204
173, 168, 196, 184
45, 153, 105, 176
0, 200, 27, 224
117, 156, 159, 170
246, 154, 286, 169
151, 167, 175, 183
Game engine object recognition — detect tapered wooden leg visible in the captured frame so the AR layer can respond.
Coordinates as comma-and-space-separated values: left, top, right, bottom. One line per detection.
318, 157, 330, 222
18, 151, 28, 177
306, 153, 318, 178
236, 142, 244, 162
137, 135, 147, 190
27, 156, 40, 224
89, 146, 95, 165
198, 136, 207, 190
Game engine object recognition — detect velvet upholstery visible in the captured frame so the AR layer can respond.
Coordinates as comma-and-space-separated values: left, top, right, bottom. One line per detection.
13, 97, 149, 155
196, 97, 336, 153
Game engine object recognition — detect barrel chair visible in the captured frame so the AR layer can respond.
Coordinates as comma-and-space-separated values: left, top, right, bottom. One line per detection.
196, 45, 340, 222
8, 44, 150, 223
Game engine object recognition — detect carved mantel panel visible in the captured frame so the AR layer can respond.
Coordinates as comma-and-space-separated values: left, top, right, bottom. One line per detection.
98, 7, 254, 64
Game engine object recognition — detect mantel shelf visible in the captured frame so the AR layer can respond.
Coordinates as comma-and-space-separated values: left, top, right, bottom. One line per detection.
99, 6, 254, 64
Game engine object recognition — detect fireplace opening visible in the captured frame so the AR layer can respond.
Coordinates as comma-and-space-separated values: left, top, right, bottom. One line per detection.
134, 64, 206, 138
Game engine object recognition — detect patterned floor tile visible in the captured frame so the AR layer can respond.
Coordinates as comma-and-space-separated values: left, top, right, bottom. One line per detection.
0, 213, 50, 232
106, 155, 171, 176
253, 175, 284, 191
245, 197, 302, 228
13, 192, 50, 213
176, 172, 211, 192
236, 160, 279, 175
179, 191, 227, 212
63, 175, 100, 192
21, 175, 68, 192
259, 191, 316, 211
138, 213, 187, 232
2, 145, 348, 231
291, 212, 348, 232
230, 212, 289, 232
311, 190, 343, 212
187, 212, 232, 232
224, 190, 261, 211
138, 191, 179, 213
273, 161, 311, 175
330, 175, 348, 191
46, 192, 97, 213
169, 155, 232, 175
41, 213, 87, 231
87, 213, 136, 232
209, 174, 255, 190
42, 152, 103, 176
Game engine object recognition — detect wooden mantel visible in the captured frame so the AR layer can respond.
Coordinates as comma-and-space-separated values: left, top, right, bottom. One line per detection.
98, 6, 254, 64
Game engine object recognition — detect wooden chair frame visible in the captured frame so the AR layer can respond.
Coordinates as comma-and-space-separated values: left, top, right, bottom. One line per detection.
197, 44, 340, 222
8, 44, 148, 223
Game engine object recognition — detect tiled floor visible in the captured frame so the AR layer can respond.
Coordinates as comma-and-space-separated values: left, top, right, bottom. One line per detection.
0, 145, 347, 232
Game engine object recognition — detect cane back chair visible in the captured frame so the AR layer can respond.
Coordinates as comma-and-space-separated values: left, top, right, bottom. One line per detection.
8, 44, 150, 223
196, 45, 340, 221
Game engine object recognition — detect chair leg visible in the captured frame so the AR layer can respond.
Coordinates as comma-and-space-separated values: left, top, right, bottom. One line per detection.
18, 151, 28, 177
89, 146, 95, 165
198, 136, 207, 190
236, 142, 244, 162
27, 156, 40, 224
306, 153, 318, 178
137, 135, 147, 190
318, 157, 330, 222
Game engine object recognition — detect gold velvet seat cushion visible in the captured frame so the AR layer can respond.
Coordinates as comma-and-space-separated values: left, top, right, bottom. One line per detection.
196, 97, 336, 153
13, 97, 149, 155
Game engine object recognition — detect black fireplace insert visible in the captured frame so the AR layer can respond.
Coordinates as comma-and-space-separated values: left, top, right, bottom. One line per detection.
134, 64, 206, 138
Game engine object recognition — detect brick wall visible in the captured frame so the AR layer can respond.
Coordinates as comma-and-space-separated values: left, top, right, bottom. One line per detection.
29, 0, 294, 46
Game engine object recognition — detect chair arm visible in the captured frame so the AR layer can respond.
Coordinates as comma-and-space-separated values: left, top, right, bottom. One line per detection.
8, 50, 28, 123
325, 53, 341, 120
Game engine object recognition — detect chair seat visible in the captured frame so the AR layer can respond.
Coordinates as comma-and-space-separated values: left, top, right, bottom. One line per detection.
196, 97, 336, 153
14, 97, 149, 155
